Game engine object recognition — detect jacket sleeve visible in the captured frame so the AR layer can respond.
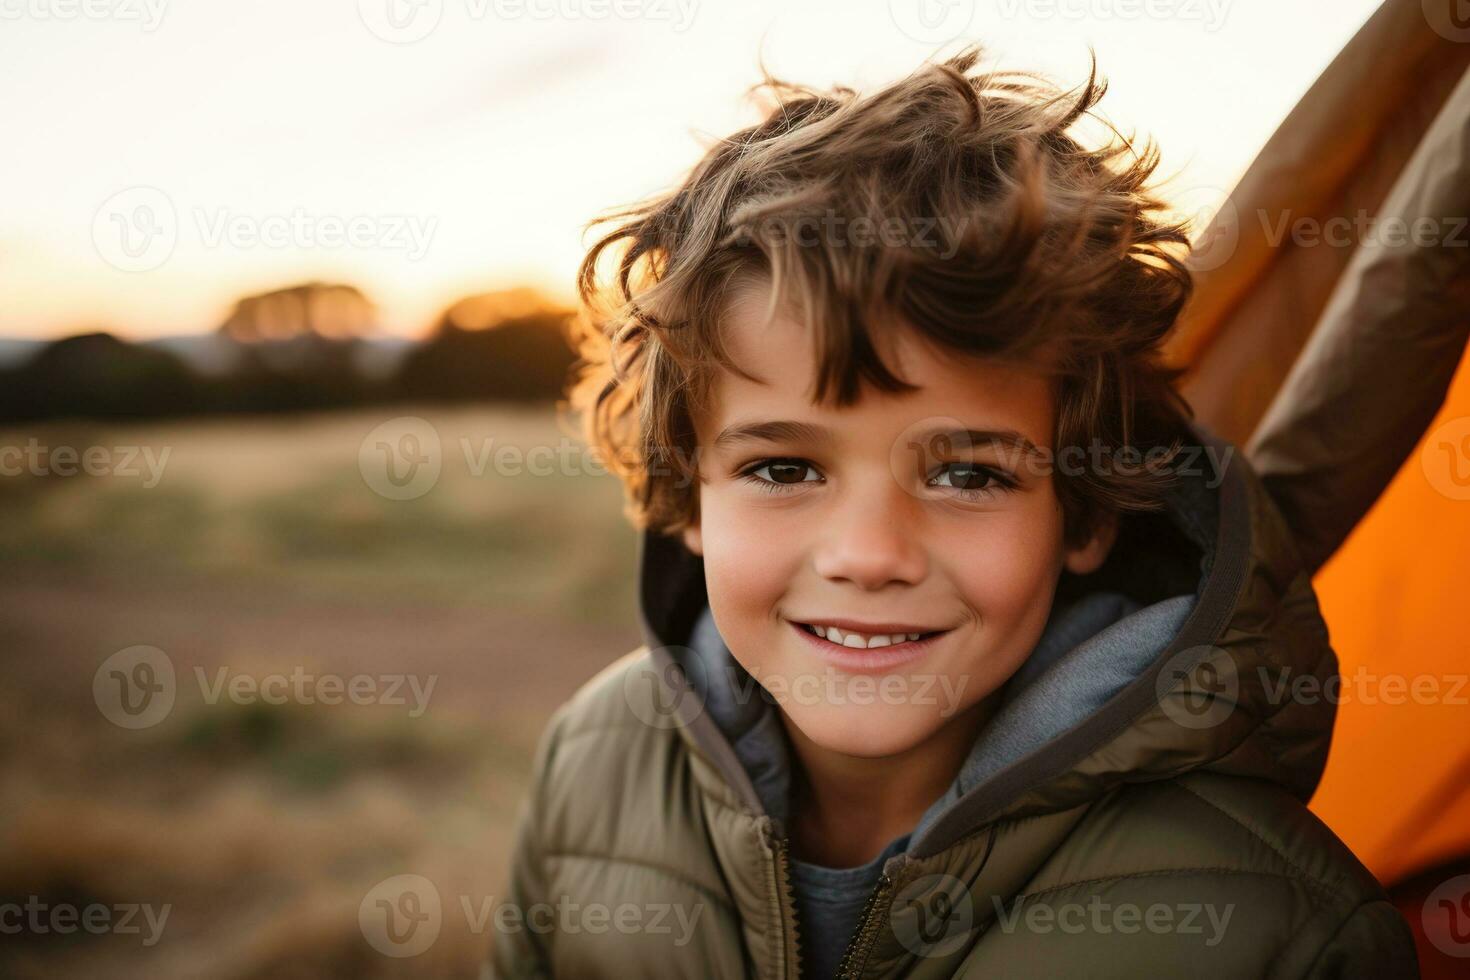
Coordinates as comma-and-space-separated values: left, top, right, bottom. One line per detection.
1246, 62, 1470, 575
486, 702, 570, 980
1302, 899, 1420, 980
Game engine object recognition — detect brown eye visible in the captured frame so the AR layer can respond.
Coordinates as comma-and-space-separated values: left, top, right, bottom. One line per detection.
946, 464, 993, 490
763, 461, 813, 485
930, 462, 1016, 497
741, 458, 822, 493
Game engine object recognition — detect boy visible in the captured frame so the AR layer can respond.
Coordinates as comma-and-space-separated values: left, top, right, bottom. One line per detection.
490, 46, 1420, 978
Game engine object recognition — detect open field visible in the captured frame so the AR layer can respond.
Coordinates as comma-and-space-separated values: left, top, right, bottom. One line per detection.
0, 406, 643, 978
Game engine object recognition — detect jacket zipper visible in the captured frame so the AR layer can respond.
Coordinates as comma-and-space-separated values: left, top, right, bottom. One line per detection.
833, 868, 896, 980
769, 829, 897, 980
768, 830, 803, 979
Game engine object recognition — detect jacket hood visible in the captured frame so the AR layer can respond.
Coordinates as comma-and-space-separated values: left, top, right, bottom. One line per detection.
635, 421, 1336, 858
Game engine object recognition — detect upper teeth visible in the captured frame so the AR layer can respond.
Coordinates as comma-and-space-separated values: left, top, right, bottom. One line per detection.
810, 624, 924, 648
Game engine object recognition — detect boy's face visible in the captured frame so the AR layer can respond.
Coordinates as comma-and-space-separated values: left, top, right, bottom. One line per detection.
682, 279, 1116, 759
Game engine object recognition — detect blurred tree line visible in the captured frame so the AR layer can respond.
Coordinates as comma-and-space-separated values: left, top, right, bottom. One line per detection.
0, 282, 581, 422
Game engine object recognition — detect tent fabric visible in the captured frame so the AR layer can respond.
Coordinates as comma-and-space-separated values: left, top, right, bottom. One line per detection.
1164, 0, 1470, 893
1248, 60, 1470, 576
1165, 0, 1470, 446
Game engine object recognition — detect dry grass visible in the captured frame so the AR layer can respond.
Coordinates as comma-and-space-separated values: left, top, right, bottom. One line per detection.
0, 406, 642, 978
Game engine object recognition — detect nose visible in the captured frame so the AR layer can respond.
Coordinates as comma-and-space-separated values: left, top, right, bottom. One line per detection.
810, 477, 928, 590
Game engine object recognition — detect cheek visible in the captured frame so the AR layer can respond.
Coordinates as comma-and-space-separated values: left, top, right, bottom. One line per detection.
697, 488, 806, 640
940, 491, 1066, 634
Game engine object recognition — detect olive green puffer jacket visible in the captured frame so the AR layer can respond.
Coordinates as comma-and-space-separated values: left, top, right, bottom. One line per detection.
488, 423, 1419, 979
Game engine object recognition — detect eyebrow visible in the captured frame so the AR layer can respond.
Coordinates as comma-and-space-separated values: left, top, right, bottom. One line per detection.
713, 419, 1046, 459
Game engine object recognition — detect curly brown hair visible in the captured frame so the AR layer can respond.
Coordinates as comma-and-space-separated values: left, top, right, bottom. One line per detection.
565, 44, 1197, 548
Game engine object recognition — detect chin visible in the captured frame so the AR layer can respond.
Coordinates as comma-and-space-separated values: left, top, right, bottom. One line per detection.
780, 700, 962, 759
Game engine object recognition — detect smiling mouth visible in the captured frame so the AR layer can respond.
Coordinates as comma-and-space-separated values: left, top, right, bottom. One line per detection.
793, 622, 949, 649
787, 619, 950, 673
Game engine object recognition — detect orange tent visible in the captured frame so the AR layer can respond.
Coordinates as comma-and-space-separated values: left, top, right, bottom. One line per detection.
1165, 0, 1470, 971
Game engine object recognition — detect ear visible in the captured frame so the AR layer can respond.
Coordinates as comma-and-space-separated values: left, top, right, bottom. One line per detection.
681, 521, 703, 557
1063, 510, 1118, 576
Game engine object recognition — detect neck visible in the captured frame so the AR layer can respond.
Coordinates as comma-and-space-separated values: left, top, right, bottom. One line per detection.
780, 695, 997, 868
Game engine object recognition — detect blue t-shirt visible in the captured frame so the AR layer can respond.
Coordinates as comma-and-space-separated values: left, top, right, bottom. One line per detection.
789, 835, 908, 980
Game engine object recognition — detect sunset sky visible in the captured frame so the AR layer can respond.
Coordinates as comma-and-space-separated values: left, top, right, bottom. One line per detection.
2, 0, 1383, 340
